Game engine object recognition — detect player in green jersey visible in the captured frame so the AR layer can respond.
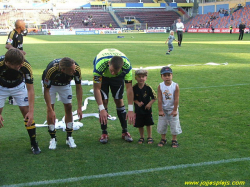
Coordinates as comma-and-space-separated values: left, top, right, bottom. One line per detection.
93, 48, 135, 144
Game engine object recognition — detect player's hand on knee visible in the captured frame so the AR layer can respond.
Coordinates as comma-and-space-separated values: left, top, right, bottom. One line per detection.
99, 109, 108, 125
77, 108, 83, 121
47, 111, 56, 124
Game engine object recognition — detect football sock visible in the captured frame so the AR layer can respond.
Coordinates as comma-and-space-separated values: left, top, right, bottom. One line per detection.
116, 106, 127, 133
48, 124, 56, 139
101, 126, 108, 135
66, 122, 73, 139
25, 120, 36, 145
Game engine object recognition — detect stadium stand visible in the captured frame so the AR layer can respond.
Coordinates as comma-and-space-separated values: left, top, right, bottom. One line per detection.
173, 0, 187, 3
53, 10, 119, 29
1, 0, 248, 31
115, 8, 179, 28
109, 0, 154, 2
185, 5, 250, 30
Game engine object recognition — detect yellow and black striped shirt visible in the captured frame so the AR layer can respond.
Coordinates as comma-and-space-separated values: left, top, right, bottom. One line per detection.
0, 55, 33, 88
42, 58, 82, 88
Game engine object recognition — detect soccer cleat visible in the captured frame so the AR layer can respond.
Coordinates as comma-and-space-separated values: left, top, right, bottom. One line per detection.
66, 137, 77, 148
166, 52, 170, 55
122, 132, 133, 142
49, 138, 57, 150
99, 134, 108, 144
31, 141, 41, 155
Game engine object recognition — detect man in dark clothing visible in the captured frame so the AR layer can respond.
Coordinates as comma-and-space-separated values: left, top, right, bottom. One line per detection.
5, 20, 37, 104
0, 49, 41, 154
238, 22, 246, 40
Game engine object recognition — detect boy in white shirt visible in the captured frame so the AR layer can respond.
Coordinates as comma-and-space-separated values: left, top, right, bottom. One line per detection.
157, 66, 182, 147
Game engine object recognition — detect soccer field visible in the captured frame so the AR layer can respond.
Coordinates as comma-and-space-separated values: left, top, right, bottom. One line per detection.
0, 33, 249, 187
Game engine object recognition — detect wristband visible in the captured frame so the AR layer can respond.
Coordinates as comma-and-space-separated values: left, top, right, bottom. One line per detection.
99, 104, 105, 111
128, 104, 133, 112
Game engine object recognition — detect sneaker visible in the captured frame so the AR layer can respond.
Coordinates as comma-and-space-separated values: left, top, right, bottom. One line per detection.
66, 137, 77, 148
99, 134, 108, 144
9, 99, 13, 105
122, 132, 133, 142
49, 138, 57, 150
166, 52, 170, 55
31, 142, 41, 155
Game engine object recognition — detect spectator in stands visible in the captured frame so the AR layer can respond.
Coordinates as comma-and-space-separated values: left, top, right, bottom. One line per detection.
238, 22, 246, 40
229, 25, 233, 34
176, 19, 184, 47
211, 25, 215, 33
84, 19, 89, 26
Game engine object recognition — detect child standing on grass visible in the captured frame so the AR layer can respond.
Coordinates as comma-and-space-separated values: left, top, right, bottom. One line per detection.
165, 30, 179, 55
133, 69, 157, 144
157, 66, 182, 147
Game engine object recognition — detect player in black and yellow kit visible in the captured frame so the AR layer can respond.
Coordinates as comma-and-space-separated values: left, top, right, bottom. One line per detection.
5, 20, 37, 55
0, 49, 41, 154
5, 20, 37, 104
93, 48, 135, 144
42, 57, 83, 149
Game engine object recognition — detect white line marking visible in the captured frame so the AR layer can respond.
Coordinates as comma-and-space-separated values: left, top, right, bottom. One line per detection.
181, 83, 250, 90
2, 157, 250, 187
132, 62, 228, 70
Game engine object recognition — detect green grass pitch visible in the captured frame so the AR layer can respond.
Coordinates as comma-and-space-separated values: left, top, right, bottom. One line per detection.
0, 33, 249, 187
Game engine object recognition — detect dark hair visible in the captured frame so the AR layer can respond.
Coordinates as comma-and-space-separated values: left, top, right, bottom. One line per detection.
4, 48, 24, 65
59, 57, 75, 69
110, 56, 124, 70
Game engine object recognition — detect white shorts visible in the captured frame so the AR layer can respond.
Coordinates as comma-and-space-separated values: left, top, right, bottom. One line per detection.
45, 85, 72, 104
0, 82, 29, 108
157, 110, 182, 135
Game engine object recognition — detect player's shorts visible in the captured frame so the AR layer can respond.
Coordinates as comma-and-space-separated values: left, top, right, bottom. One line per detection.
0, 82, 29, 108
46, 85, 72, 104
157, 110, 182, 135
101, 76, 124, 100
168, 43, 174, 51
134, 113, 154, 128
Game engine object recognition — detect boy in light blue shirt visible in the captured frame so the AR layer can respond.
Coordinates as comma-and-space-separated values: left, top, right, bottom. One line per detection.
165, 30, 179, 55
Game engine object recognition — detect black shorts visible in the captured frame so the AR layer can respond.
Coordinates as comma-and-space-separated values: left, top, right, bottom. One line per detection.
101, 76, 124, 100
134, 113, 154, 128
